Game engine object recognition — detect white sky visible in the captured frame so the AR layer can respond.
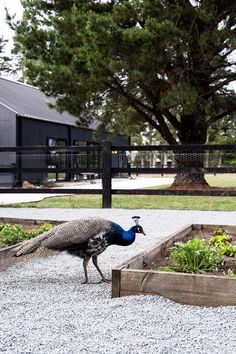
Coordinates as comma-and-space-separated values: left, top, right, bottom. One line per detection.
0, 0, 23, 55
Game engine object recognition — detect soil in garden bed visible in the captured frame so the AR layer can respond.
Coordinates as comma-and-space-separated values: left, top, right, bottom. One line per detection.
153, 230, 236, 276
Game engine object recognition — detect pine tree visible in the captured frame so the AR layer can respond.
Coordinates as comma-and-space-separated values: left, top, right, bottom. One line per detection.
0, 37, 11, 73
12, 0, 236, 186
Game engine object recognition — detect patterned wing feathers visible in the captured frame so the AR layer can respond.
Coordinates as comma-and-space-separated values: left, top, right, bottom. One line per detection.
44, 218, 111, 248
12, 218, 111, 256
13, 224, 64, 256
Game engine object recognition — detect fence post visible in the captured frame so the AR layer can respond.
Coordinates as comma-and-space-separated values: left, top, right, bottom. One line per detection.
102, 140, 112, 208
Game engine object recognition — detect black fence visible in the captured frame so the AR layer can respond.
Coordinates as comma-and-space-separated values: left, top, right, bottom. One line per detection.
0, 142, 235, 208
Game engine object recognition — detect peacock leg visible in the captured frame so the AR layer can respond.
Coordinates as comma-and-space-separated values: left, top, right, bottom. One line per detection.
92, 255, 111, 283
81, 256, 91, 284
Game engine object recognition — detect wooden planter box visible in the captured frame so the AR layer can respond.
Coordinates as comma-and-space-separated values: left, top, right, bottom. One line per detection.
112, 224, 236, 307
0, 218, 63, 272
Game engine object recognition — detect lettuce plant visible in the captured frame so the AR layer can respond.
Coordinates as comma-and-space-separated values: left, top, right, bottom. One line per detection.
209, 228, 236, 257
0, 223, 53, 246
169, 237, 223, 274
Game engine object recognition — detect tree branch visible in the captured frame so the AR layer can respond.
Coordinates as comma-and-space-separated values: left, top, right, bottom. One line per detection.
202, 75, 236, 98
163, 109, 181, 131
107, 79, 177, 144
111, 77, 159, 115
207, 109, 235, 127
212, 72, 236, 82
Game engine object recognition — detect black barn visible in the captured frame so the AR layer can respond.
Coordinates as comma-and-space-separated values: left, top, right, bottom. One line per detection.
0, 78, 129, 186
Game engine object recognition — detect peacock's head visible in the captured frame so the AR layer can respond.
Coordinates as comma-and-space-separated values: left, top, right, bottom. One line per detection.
132, 216, 146, 236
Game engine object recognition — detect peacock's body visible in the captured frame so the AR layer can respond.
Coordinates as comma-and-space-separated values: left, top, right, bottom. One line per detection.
11, 216, 145, 283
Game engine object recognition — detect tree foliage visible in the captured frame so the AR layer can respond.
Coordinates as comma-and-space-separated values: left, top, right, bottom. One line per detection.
208, 114, 236, 144
10, 0, 236, 143
11, 1, 236, 186
0, 37, 11, 73
12, 0, 236, 146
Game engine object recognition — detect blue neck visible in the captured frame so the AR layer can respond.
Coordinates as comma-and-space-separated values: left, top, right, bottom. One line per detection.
111, 222, 136, 246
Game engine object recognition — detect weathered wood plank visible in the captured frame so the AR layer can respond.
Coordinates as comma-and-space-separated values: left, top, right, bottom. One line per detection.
119, 270, 236, 307
111, 269, 120, 298
120, 290, 145, 297
0, 217, 63, 226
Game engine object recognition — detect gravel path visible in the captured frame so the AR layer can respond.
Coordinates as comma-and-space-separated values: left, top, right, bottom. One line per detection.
1, 208, 236, 354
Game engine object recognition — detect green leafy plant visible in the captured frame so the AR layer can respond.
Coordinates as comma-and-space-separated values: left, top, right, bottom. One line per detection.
169, 237, 223, 274
0, 224, 25, 246
209, 228, 236, 257
225, 269, 236, 278
0, 223, 53, 246
215, 243, 236, 257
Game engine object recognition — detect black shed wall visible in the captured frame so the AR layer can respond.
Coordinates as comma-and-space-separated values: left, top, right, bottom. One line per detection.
18, 117, 95, 146
15, 116, 129, 184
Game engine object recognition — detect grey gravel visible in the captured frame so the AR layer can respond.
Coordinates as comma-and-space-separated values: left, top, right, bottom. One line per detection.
0, 208, 236, 354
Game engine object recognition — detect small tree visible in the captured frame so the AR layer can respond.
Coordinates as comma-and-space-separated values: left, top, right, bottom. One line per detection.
11, 0, 236, 186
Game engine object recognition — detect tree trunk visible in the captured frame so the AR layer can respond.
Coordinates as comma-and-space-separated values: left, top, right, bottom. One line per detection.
172, 151, 209, 188
171, 115, 209, 188
172, 172, 208, 187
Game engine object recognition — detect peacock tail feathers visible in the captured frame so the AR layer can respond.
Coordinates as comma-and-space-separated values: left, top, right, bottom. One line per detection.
12, 217, 112, 257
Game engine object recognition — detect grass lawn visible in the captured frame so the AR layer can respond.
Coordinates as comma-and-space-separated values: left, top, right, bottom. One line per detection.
145, 174, 236, 189
5, 174, 236, 211
206, 174, 236, 188
5, 194, 236, 211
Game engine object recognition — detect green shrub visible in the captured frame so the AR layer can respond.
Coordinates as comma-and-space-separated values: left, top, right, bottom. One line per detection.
169, 236, 223, 274
0, 223, 53, 246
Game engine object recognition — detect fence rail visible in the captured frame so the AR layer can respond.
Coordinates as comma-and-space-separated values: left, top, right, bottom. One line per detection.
112, 144, 236, 151
0, 142, 235, 207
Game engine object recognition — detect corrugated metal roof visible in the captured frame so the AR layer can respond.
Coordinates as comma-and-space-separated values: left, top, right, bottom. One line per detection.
0, 77, 96, 129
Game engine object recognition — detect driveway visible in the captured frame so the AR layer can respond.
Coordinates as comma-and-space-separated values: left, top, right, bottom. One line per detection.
0, 176, 173, 205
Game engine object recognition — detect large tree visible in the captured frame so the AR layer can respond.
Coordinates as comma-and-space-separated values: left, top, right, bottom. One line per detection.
11, 0, 236, 186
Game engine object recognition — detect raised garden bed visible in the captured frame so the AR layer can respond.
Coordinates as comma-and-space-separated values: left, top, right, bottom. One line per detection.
112, 224, 236, 307
0, 218, 63, 271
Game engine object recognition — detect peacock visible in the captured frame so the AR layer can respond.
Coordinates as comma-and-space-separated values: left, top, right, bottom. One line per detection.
11, 216, 145, 283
